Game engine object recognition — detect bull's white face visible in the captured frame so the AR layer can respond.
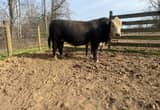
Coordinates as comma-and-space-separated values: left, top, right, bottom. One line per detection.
110, 17, 122, 37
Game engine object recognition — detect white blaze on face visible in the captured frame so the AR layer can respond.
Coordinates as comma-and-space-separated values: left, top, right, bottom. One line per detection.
111, 17, 122, 37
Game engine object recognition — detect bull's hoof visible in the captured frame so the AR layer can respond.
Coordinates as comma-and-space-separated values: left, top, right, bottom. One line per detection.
96, 59, 99, 63
94, 59, 99, 63
59, 55, 64, 59
53, 56, 58, 61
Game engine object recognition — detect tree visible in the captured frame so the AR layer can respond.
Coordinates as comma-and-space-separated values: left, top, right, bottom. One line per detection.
0, 0, 70, 38
42, 0, 48, 32
149, 0, 160, 10
16, 0, 22, 38
51, 0, 70, 20
8, 0, 15, 38
148, 0, 160, 27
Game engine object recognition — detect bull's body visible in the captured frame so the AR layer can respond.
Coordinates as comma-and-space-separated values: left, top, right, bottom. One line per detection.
48, 18, 111, 62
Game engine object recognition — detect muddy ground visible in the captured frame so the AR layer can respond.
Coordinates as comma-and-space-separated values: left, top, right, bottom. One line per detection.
0, 47, 160, 110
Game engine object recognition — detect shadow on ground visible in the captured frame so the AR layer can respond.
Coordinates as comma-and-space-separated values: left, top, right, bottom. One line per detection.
15, 46, 160, 61
15, 47, 89, 61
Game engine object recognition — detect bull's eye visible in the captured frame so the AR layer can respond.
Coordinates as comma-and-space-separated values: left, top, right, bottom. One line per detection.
111, 24, 115, 30
111, 22, 115, 27
111, 24, 114, 28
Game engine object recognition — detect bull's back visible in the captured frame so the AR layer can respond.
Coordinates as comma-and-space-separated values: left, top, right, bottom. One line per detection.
50, 20, 92, 45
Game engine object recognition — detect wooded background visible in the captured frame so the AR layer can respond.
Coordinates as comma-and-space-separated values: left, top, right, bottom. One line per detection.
0, 0, 70, 38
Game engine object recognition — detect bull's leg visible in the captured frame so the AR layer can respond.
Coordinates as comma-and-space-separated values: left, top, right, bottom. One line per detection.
93, 49, 98, 62
85, 43, 88, 56
58, 41, 64, 58
52, 40, 57, 59
99, 43, 103, 51
91, 43, 99, 62
108, 43, 111, 49
108, 39, 111, 49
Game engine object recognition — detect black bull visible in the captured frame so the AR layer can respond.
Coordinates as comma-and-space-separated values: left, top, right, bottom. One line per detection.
48, 17, 111, 62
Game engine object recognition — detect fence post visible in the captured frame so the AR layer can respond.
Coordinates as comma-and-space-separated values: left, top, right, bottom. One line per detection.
3, 21, 13, 57
109, 11, 113, 20
108, 11, 113, 49
37, 25, 42, 51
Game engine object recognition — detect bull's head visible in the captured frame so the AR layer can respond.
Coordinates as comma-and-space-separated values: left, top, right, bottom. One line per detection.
110, 17, 122, 37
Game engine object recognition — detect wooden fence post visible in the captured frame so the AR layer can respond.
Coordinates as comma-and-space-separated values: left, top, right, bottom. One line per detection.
3, 21, 13, 57
37, 25, 42, 51
108, 11, 113, 49
109, 11, 113, 19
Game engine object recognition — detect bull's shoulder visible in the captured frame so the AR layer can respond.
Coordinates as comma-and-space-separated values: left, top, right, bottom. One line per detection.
89, 17, 109, 23
87, 17, 109, 28
51, 19, 90, 27
51, 19, 87, 23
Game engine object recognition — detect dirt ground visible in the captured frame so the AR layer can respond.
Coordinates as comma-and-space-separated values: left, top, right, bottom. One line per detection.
0, 47, 160, 110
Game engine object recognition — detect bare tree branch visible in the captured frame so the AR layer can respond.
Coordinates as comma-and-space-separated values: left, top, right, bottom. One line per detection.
148, 0, 160, 27
51, 0, 70, 20
53, 0, 66, 12
149, 0, 160, 10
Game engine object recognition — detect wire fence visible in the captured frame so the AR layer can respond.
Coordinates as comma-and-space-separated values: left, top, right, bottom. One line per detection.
0, 21, 48, 56
0, 23, 6, 52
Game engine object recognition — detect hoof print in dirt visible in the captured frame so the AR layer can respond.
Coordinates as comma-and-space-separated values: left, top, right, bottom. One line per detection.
56, 101, 69, 110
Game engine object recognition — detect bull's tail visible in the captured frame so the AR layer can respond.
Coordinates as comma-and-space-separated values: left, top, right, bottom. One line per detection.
48, 35, 51, 48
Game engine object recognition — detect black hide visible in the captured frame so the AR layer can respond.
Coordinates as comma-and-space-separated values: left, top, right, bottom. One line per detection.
48, 18, 111, 62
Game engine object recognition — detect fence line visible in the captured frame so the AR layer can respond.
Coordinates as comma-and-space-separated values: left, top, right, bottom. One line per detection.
112, 11, 160, 19
122, 19, 160, 25
110, 10, 160, 48
37, 25, 42, 51
122, 27, 160, 33
0, 21, 47, 57
3, 21, 13, 57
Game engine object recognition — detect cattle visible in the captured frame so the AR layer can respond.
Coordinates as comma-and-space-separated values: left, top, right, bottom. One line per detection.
48, 17, 121, 62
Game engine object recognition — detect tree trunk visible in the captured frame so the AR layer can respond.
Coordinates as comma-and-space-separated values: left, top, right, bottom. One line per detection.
42, 0, 48, 33
51, 0, 55, 20
8, 0, 14, 38
17, 0, 22, 38
149, 0, 160, 27
51, 0, 66, 20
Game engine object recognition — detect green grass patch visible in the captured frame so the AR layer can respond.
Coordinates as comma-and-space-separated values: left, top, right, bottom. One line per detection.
0, 50, 8, 60
0, 46, 48, 61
